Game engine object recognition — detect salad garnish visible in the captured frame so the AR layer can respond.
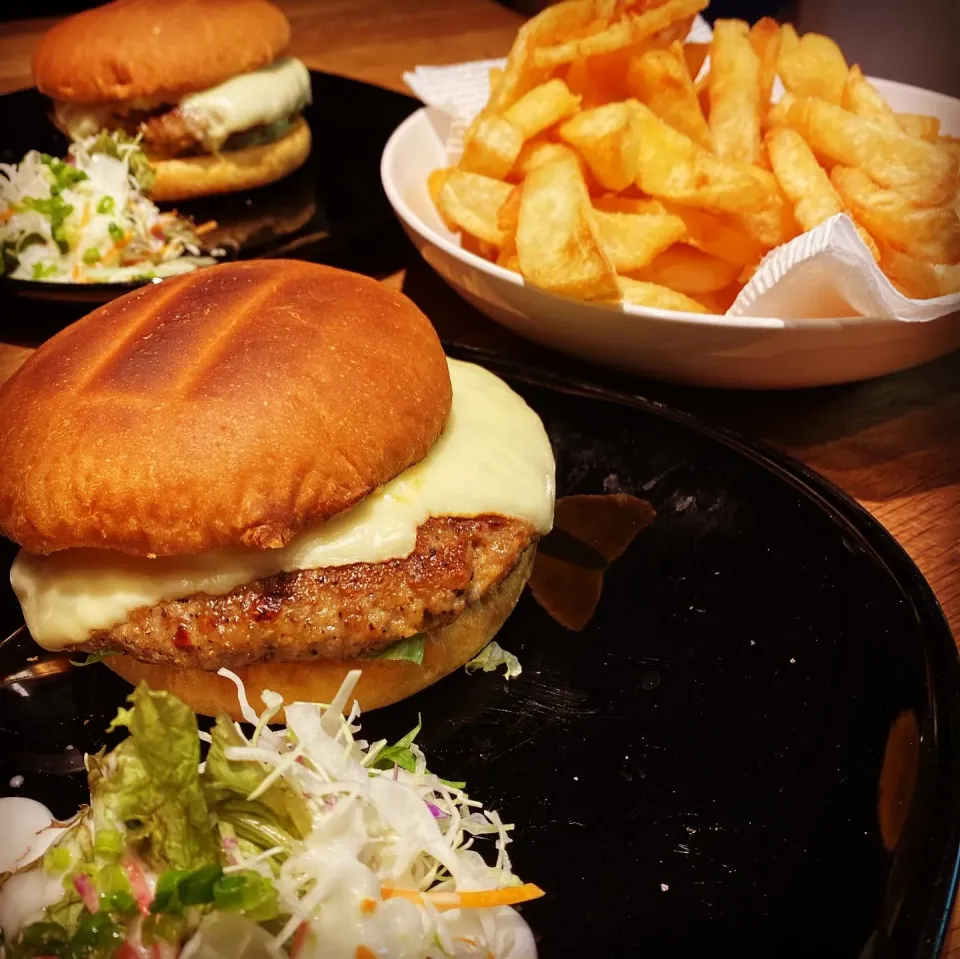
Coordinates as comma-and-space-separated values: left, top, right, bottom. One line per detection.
0, 132, 216, 285
0, 669, 541, 958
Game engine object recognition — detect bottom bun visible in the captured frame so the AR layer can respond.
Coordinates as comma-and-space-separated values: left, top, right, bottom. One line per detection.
148, 116, 312, 202
107, 546, 535, 721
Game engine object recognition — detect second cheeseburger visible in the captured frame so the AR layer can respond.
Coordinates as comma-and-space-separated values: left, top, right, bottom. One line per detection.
0, 260, 555, 719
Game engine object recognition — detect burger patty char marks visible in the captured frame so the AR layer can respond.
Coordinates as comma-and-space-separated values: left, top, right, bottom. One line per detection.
80, 515, 537, 671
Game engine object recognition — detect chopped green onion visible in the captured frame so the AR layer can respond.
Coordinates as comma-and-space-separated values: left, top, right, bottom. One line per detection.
43, 846, 72, 873
81, 247, 100, 264
31, 261, 58, 280
108, 222, 125, 243
96, 195, 115, 215
151, 863, 223, 915
93, 829, 124, 858
212, 870, 280, 922
102, 889, 138, 918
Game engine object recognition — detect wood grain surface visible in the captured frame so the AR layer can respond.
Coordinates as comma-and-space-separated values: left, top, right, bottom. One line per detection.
0, 0, 958, 950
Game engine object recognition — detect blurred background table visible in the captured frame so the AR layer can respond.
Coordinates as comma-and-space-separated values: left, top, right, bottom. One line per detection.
0, 0, 958, 948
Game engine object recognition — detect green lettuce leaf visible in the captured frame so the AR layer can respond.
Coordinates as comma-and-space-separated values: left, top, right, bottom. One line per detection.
368, 634, 426, 665
464, 641, 522, 680
68, 651, 117, 668
202, 715, 311, 843
87, 130, 156, 192
88, 683, 217, 871
370, 717, 422, 774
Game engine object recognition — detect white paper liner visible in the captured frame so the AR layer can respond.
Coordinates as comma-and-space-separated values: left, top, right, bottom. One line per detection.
402, 18, 959, 322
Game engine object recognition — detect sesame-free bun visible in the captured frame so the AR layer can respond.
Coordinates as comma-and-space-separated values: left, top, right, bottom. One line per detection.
106, 547, 535, 720
148, 117, 312, 202
33, 0, 291, 104
0, 260, 452, 558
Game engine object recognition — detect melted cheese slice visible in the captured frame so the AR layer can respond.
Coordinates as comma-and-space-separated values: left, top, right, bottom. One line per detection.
12, 360, 555, 649
53, 57, 312, 148
179, 56, 312, 148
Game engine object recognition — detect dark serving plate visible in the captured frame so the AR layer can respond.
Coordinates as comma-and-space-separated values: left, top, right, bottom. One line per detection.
0, 71, 419, 303
1, 350, 958, 958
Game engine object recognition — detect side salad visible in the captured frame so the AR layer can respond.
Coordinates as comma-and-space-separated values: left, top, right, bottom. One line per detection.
0, 670, 541, 959
0, 133, 216, 284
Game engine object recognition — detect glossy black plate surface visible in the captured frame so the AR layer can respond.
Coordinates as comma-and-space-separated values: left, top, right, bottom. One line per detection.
1, 352, 958, 958
0, 72, 419, 302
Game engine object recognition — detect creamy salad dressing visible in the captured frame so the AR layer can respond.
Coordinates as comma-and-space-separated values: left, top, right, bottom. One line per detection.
12, 359, 556, 649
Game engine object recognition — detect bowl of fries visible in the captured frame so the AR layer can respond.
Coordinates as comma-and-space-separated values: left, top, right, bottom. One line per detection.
382, 2, 960, 388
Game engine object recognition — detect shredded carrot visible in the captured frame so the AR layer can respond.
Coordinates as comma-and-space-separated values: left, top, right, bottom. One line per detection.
193, 219, 218, 236
290, 922, 310, 959
380, 883, 545, 911
454, 938, 477, 947
0, 209, 12, 224
80, 201, 91, 228
359, 898, 377, 916
356, 948, 376, 959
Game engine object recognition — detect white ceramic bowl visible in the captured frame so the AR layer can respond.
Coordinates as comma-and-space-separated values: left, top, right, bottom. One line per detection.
381, 78, 960, 389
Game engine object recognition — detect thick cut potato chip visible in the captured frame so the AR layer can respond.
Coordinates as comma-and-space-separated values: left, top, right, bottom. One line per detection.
461, 233, 499, 261
878, 243, 960, 298
593, 194, 667, 216
777, 25, 847, 103
897, 113, 940, 143
767, 127, 878, 258
489, 67, 504, 89
659, 200, 766, 265
533, 0, 708, 68
459, 114, 525, 180
709, 19, 762, 164
749, 18, 781, 106
784, 97, 959, 207
842, 65, 898, 129
633, 102, 773, 214
690, 283, 743, 313
428, 168, 456, 231
509, 140, 584, 182
618, 276, 710, 313
632, 243, 743, 292
592, 208, 687, 271
436, 170, 514, 247
516, 152, 620, 299
497, 183, 523, 235
503, 78, 582, 139
627, 45, 711, 149
831, 166, 960, 263
557, 100, 643, 191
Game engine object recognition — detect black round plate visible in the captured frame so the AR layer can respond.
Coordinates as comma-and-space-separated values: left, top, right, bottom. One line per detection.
1, 351, 958, 959
0, 72, 419, 303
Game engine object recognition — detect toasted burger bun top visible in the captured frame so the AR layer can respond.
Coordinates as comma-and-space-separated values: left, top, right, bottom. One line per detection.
0, 260, 452, 558
33, 0, 290, 104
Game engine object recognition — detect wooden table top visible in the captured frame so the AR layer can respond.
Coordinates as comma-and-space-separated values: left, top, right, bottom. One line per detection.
0, 0, 958, 951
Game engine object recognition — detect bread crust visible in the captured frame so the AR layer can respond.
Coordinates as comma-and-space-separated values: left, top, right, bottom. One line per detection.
106, 546, 535, 719
0, 260, 452, 557
33, 0, 291, 104
148, 117, 311, 201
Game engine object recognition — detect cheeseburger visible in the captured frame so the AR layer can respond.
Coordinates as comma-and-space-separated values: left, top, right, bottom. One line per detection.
0, 260, 555, 720
33, 0, 312, 201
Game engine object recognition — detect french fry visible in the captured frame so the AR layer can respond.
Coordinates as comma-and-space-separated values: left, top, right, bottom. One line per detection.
766, 128, 879, 258
503, 78, 582, 140
556, 101, 643, 191
516, 152, 620, 299
765, 91, 796, 130
461, 233, 499, 261
631, 244, 743, 293
533, 0, 708, 68
683, 41, 710, 80
489, 67, 504, 89
842, 65, 898, 129
633, 102, 774, 213
897, 113, 941, 142
659, 199, 767, 266
777, 25, 848, 103
689, 283, 744, 313
592, 208, 687, 271
459, 114, 524, 180
709, 19, 762, 164
593, 194, 667, 215
436, 170, 514, 246
783, 96, 959, 207
731, 165, 800, 248
831, 166, 960, 263
627, 44, 711, 150
749, 18, 782, 106
878, 243, 960, 298
618, 276, 710, 313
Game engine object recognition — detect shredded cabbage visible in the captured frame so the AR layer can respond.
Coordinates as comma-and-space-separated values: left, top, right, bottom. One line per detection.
0, 132, 216, 284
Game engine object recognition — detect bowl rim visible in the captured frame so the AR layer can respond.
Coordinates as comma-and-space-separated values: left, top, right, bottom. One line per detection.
380, 87, 955, 334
